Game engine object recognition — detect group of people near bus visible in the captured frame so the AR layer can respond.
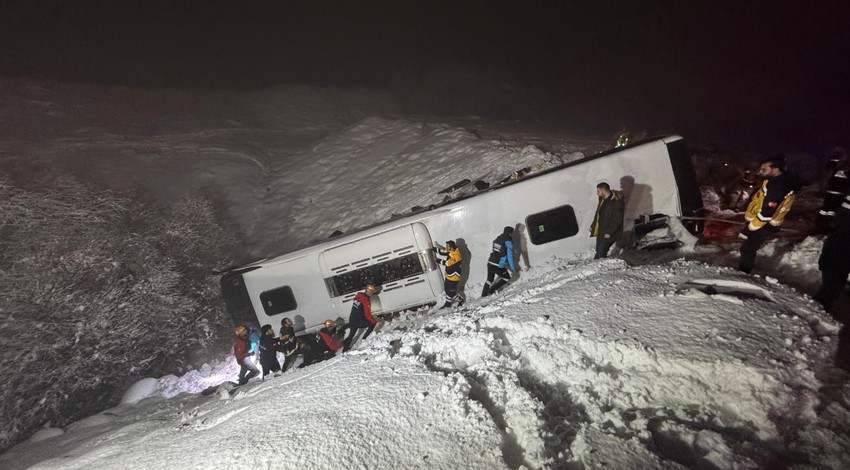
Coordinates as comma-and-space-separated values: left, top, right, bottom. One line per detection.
231, 281, 382, 385
231, 180, 630, 385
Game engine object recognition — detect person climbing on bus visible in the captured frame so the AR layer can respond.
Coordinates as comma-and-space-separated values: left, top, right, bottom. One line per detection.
233, 326, 260, 385
482, 226, 516, 297
300, 319, 342, 367
343, 281, 380, 351
433, 240, 463, 308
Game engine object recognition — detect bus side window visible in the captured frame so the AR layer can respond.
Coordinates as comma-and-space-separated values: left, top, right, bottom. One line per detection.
525, 205, 580, 245
260, 286, 298, 315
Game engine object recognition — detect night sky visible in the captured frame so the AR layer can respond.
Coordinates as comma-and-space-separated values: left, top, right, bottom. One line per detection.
2, 0, 848, 151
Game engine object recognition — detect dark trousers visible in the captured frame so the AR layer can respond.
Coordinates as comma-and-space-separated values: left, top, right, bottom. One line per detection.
281, 343, 300, 372
739, 225, 778, 273
343, 321, 375, 351
482, 263, 510, 297
260, 357, 281, 378
443, 279, 461, 307
815, 269, 850, 314
299, 344, 336, 368
594, 237, 616, 259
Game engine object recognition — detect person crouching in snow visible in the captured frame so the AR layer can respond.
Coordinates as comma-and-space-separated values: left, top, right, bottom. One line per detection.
343, 281, 380, 352
233, 326, 259, 385
300, 319, 342, 367
433, 240, 463, 308
258, 324, 282, 379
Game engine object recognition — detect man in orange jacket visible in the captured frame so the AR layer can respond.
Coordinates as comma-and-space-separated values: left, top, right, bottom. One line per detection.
343, 281, 380, 352
300, 319, 342, 367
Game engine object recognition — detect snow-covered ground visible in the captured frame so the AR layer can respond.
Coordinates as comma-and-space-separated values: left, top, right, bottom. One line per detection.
1, 78, 848, 469
4, 253, 847, 469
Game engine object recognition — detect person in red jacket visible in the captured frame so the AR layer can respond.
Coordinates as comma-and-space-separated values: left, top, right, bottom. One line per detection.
300, 319, 342, 367
343, 281, 380, 352
233, 325, 259, 385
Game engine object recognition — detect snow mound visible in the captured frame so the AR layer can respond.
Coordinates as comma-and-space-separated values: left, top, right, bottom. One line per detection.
27, 427, 63, 443
120, 378, 159, 405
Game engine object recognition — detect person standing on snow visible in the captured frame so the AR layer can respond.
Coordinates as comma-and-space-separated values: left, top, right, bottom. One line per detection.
482, 226, 516, 297
300, 319, 342, 367
815, 192, 850, 314
233, 326, 259, 385
343, 281, 380, 351
278, 317, 301, 372
738, 157, 799, 274
589, 182, 625, 260
433, 240, 463, 308
258, 324, 282, 379
816, 147, 850, 234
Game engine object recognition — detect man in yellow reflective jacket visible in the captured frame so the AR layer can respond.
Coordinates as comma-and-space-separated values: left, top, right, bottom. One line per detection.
739, 157, 798, 273
434, 240, 463, 308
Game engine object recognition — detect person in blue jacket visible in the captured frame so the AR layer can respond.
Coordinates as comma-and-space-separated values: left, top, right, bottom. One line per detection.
482, 226, 516, 297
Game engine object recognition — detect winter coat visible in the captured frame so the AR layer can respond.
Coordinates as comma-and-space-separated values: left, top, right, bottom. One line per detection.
316, 328, 343, 352
259, 334, 280, 366
743, 173, 797, 233
590, 191, 625, 240
820, 194, 850, 274
349, 291, 376, 327
819, 169, 850, 222
279, 325, 299, 355
435, 246, 462, 281
234, 335, 251, 361
487, 233, 516, 270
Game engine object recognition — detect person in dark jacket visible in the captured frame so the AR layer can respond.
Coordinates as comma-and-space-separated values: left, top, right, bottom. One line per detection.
738, 157, 798, 274
278, 317, 301, 372
589, 182, 625, 260
258, 324, 282, 379
300, 319, 343, 367
233, 326, 259, 385
816, 148, 850, 234
434, 240, 463, 308
482, 226, 517, 297
815, 193, 850, 315
343, 281, 380, 352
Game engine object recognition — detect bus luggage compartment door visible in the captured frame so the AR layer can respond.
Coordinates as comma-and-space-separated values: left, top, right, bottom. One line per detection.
319, 223, 443, 312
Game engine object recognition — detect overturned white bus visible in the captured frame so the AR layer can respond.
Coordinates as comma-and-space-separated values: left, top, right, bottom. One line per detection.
221, 135, 703, 334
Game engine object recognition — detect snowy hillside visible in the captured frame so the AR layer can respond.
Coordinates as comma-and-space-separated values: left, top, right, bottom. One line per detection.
3, 255, 847, 469
1, 78, 848, 469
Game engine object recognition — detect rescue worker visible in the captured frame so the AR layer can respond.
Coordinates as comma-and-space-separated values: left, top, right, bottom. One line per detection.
589, 182, 625, 259
482, 226, 516, 297
279, 317, 300, 372
433, 240, 463, 308
815, 192, 850, 314
738, 156, 799, 274
343, 281, 380, 352
300, 319, 342, 367
258, 324, 281, 379
816, 147, 850, 234
233, 325, 259, 385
